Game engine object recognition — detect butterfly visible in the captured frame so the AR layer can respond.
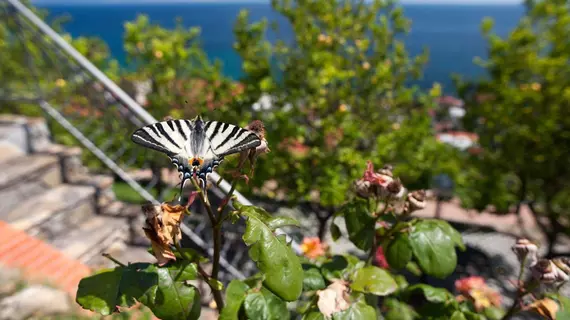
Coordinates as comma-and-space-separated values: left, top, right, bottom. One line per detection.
131, 115, 261, 195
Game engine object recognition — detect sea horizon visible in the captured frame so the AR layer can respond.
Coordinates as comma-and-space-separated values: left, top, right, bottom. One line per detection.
34, 2, 525, 94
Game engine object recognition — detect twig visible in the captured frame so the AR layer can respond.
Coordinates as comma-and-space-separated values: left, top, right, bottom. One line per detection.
102, 253, 126, 267
217, 179, 239, 217
501, 256, 528, 320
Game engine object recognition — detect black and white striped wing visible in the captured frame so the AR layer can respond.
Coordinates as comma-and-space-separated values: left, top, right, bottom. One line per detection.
204, 121, 262, 157
130, 119, 192, 158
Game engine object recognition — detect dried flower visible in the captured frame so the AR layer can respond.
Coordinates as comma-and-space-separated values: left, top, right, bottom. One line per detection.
523, 298, 559, 320
402, 190, 427, 215
142, 202, 187, 266
552, 257, 570, 275
531, 259, 570, 284
454, 276, 501, 311
378, 164, 394, 177
357, 161, 395, 198
511, 238, 539, 267
301, 237, 326, 259
353, 179, 372, 198
386, 178, 406, 199
316, 280, 350, 319
237, 120, 270, 171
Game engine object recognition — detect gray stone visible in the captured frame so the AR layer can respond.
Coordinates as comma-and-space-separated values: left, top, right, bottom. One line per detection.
0, 155, 62, 218
0, 285, 72, 320
0, 142, 24, 164
49, 215, 129, 264
6, 185, 96, 234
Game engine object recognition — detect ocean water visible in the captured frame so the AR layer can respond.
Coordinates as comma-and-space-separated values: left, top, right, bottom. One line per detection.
37, 3, 524, 92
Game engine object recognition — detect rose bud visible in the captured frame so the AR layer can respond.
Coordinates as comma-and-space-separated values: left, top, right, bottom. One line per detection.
511, 238, 539, 267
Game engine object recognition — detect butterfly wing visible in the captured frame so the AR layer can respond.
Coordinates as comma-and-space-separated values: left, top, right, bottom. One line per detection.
203, 120, 262, 158
131, 119, 193, 158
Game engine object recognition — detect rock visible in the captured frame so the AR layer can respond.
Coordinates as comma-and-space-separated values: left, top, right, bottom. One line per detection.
0, 285, 72, 320
0, 267, 22, 297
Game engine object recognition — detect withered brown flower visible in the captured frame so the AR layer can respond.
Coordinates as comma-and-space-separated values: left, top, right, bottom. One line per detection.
142, 202, 187, 266
511, 238, 539, 267
402, 190, 427, 216
237, 120, 271, 171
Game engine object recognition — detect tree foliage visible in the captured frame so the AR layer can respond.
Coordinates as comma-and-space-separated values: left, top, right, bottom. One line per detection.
456, 0, 570, 255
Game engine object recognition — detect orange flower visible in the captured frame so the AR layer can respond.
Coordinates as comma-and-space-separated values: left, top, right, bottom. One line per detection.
454, 276, 502, 311
301, 237, 326, 259
455, 276, 486, 294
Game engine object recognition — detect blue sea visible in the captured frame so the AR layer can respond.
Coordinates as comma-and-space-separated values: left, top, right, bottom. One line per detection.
36, 2, 524, 93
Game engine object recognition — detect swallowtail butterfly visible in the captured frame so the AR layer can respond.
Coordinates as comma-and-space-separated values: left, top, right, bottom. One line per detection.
131, 115, 261, 192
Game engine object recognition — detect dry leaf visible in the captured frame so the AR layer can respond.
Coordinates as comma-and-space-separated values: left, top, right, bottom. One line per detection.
316, 280, 350, 319
142, 202, 187, 266
523, 298, 559, 320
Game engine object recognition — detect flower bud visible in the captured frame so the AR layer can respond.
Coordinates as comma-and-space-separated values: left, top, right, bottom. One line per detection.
532, 259, 570, 284
511, 238, 539, 267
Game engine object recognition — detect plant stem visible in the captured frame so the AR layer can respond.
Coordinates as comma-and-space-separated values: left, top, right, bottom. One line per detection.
211, 224, 224, 309
367, 234, 378, 265
174, 229, 225, 311
102, 253, 126, 267
192, 178, 217, 224
217, 178, 239, 217
501, 256, 528, 320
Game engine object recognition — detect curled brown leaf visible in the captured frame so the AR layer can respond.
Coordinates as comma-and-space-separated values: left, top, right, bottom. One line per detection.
142, 202, 187, 266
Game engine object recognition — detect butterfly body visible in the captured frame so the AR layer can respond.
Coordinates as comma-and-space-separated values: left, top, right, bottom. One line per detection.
131, 115, 261, 191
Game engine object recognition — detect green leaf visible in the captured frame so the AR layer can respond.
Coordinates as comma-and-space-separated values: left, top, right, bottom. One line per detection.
332, 300, 377, 320
394, 275, 409, 290
207, 278, 224, 291
266, 216, 301, 230
404, 284, 453, 303
174, 247, 210, 263
340, 200, 375, 251
483, 307, 504, 320
451, 311, 467, 320
220, 280, 249, 320
141, 261, 201, 320
76, 263, 157, 316
303, 266, 326, 291
409, 220, 458, 279
405, 261, 422, 276
463, 311, 487, 320
302, 310, 326, 320
243, 287, 289, 320
321, 255, 349, 281
385, 233, 413, 270
350, 266, 397, 296
239, 204, 303, 301
384, 298, 418, 320
331, 221, 342, 241
432, 220, 466, 251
